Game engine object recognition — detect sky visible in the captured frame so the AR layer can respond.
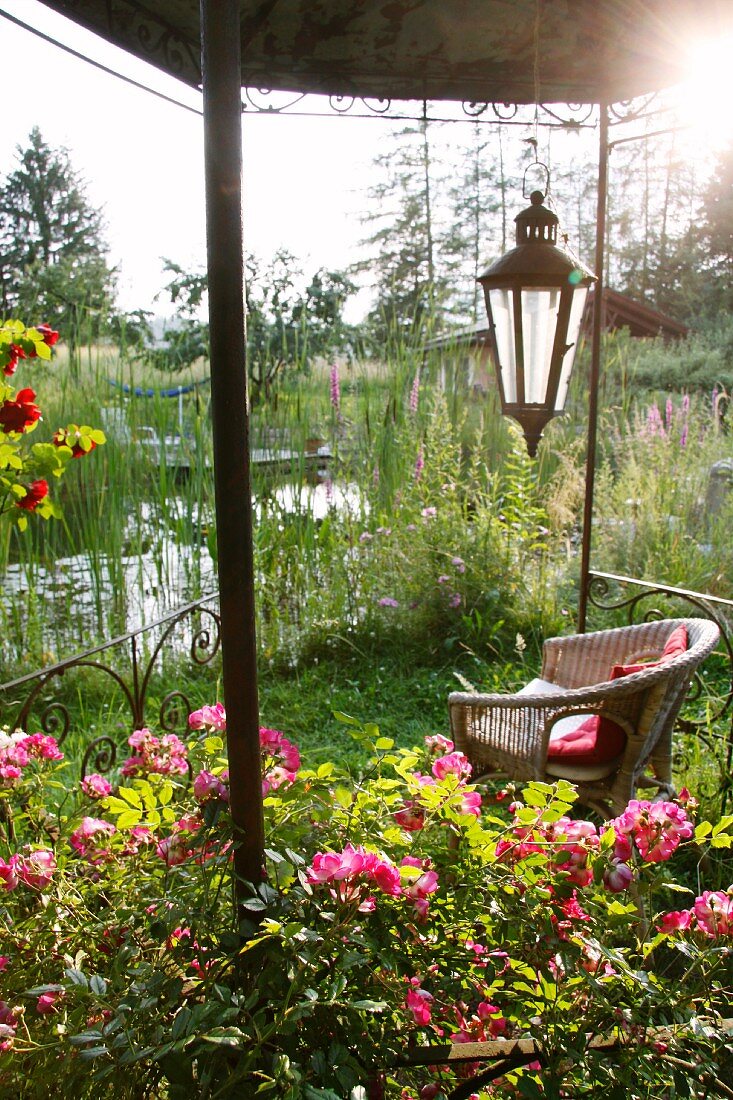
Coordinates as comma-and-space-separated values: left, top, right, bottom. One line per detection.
1, 0, 389, 317
3, 1, 733, 322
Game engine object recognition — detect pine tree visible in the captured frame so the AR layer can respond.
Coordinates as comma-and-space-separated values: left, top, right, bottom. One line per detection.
442, 125, 507, 323
357, 119, 448, 343
699, 143, 733, 314
606, 131, 707, 321
0, 127, 116, 346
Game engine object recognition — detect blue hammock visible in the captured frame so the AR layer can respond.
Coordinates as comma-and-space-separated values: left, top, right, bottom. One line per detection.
107, 378, 211, 398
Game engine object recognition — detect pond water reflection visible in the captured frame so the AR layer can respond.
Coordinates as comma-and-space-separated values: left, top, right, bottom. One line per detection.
0, 478, 363, 675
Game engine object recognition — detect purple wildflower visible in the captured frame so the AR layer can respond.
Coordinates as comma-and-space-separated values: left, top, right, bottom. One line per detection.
414, 445, 424, 481
324, 478, 334, 506
452, 556, 466, 573
359, 532, 373, 544
372, 465, 380, 487
378, 597, 399, 608
409, 373, 420, 414
646, 403, 665, 437
437, 574, 450, 585
680, 423, 688, 449
448, 593, 462, 608
421, 506, 437, 518
665, 397, 673, 432
329, 363, 340, 413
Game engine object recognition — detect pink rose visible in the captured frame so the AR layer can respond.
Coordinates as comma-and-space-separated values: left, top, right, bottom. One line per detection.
455, 789, 482, 817
18, 733, 63, 761
603, 861, 634, 893
0, 857, 20, 892
424, 734, 454, 755
81, 773, 112, 800
15, 848, 56, 889
657, 909, 694, 934
394, 801, 425, 832
432, 752, 472, 781
69, 817, 117, 862
36, 990, 64, 1015
405, 986, 433, 1026
693, 890, 733, 937
188, 703, 227, 731
370, 858, 402, 897
193, 769, 230, 804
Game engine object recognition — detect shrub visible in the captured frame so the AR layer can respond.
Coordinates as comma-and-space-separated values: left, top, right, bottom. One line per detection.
0, 709, 732, 1098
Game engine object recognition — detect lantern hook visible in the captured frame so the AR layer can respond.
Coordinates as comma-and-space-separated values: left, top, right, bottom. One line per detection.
522, 157, 551, 200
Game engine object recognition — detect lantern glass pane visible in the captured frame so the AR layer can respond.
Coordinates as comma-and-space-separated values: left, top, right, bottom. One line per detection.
488, 288, 516, 402
520, 289, 560, 404
554, 286, 588, 411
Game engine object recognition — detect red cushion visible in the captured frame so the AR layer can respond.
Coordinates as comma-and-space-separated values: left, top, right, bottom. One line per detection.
547, 715, 626, 766
610, 624, 688, 680
546, 627, 687, 769
661, 623, 688, 660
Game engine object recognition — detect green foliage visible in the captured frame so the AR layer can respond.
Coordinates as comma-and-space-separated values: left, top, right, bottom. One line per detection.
357, 121, 449, 344
0, 718, 732, 1097
699, 142, 733, 316
0, 129, 116, 347
145, 254, 358, 396
599, 322, 733, 398
591, 391, 733, 598
0, 319, 105, 537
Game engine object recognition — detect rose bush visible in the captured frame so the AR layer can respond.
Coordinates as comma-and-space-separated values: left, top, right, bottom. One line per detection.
0, 319, 105, 530
0, 709, 732, 1098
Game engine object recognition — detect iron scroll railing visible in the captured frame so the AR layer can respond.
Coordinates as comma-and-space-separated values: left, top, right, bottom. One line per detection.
587, 570, 733, 808
0, 594, 221, 779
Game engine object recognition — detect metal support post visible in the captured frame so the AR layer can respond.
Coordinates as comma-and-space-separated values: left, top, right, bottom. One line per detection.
201, 0, 265, 897
578, 103, 609, 633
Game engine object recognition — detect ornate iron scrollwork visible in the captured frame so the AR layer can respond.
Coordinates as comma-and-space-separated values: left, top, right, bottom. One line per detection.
159, 691, 193, 734
0, 595, 222, 779
238, 91, 597, 128
81, 735, 118, 779
608, 92, 663, 124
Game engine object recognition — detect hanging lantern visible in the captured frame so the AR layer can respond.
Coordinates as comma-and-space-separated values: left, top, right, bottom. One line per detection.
478, 189, 596, 456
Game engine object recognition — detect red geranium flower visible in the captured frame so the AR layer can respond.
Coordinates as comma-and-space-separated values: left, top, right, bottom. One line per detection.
1, 346, 21, 377
36, 324, 59, 347
16, 480, 49, 512
0, 388, 42, 434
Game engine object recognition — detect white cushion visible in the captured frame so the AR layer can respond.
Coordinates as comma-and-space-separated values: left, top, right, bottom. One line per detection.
517, 678, 588, 739
516, 677, 564, 697
545, 758, 621, 782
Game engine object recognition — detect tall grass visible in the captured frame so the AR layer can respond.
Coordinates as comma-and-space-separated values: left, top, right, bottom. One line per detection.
3, 322, 733, 683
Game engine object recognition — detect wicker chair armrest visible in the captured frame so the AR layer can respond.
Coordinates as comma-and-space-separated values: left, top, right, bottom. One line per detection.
448, 694, 605, 777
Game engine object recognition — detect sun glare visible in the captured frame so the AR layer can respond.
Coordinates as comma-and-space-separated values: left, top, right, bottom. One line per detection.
679, 35, 733, 149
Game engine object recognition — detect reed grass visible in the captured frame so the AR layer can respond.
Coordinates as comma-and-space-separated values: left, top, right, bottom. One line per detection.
2, 326, 733, 686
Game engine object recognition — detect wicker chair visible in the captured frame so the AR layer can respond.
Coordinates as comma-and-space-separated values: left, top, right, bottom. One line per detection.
449, 618, 720, 817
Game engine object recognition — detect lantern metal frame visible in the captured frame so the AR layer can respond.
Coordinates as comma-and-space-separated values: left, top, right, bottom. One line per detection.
478, 189, 596, 456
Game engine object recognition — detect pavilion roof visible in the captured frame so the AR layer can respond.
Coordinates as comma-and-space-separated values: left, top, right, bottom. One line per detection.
38, 1, 733, 105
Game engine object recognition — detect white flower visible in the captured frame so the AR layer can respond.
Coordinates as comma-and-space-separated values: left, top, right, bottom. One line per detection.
0, 728, 27, 751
